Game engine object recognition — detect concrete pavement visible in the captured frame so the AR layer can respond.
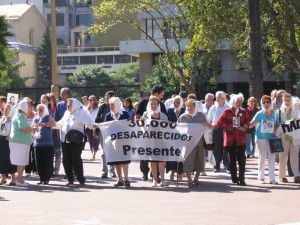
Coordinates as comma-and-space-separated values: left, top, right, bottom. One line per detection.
1, 148, 300, 225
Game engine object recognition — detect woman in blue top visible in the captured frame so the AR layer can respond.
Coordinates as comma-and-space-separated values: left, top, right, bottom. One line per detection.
250, 95, 279, 184
104, 97, 130, 187
32, 104, 56, 185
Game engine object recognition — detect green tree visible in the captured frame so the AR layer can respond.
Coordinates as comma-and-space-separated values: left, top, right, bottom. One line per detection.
37, 25, 52, 87
65, 65, 113, 98
110, 62, 140, 100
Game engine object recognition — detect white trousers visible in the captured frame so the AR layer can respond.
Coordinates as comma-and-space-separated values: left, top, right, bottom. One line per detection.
256, 139, 276, 181
280, 137, 300, 178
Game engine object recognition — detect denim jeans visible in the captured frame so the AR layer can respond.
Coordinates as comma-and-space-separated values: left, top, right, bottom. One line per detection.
246, 131, 256, 156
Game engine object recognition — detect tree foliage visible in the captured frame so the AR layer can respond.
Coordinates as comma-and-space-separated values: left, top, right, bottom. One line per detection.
37, 25, 52, 87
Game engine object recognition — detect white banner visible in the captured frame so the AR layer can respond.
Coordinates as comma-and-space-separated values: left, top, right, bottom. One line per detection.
98, 120, 208, 163
277, 119, 300, 145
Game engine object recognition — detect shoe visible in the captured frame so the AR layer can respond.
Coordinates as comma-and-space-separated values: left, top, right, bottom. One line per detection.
193, 180, 199, 185
37, 181, 43, 185
200, 172, 207, 176
188, 182, 193, 188
43, 181, 49, 185
142, 174, 148, 181
157, 177, 161, 184
280, 178, 288, 183
101, 173, 108, 179
8, 181, 16, 186
0, 180, 7, 185
239, 181, 247, 186
294, 176, 300, 183
170, 173, 174, 181
160, 181, 169, 187
232, 180, 239, 185
270, 180, 278, 184
79, 182, 85, 186
150, 182, 157, 187
124, 180, 130, 187
66, 182, 74, 186
258, 179, 265, 184
16, 181, 29, 187
246, 154, 250, 158
250, 155, 255, 158
114, 180, 124, 187
214, 169, 220, 173
110, 172, 116, 178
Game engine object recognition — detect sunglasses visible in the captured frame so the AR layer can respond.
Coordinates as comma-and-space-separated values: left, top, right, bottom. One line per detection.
262, 101, 271, 104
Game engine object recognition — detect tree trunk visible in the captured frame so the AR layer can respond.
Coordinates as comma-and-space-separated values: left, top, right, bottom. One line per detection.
248, 0, 264, 100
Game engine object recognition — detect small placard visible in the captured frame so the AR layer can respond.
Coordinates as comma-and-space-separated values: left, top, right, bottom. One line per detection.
233, 116, 240, 127
261, 120, 274, 133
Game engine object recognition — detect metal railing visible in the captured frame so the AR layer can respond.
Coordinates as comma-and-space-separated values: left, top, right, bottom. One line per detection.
57, 46, 120, 54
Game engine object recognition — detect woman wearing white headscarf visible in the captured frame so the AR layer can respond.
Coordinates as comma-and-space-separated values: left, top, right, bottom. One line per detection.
55, 98, 96, 186
166, 95, 185, 181
104, 97, 131, 187
0, 104, 17, 185
277, 93, 300, 184
32, 104, 56, 185
178, 99, 211, 188
9, 100, 38, 187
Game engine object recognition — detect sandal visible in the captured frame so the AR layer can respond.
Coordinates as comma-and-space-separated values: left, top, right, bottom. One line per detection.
280, 178, 288, 183
188, 182, 193, 188
193, 180, 199, 185
8, 181, 16, 186
114, 180, 124, 187
294, 176, 300, 183
0, 180, 7, 185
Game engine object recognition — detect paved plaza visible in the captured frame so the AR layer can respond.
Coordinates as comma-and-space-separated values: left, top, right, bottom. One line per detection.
1, 148, 300, 225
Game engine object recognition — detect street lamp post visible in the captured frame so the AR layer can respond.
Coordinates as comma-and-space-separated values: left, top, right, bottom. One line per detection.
51, 0, 59, 99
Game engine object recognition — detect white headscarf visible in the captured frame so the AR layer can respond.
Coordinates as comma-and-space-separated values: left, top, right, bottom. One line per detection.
164, 98, 173, 110
37, 104, 49, 118
146, 96, 161, 113
18, 100, 29, 114
70, 98, 83, 114
109, 97, 124, 120
292, 97, 300, 111
260, 97, 273, 112
184, 99, 201, 117
171, 95, 184, 110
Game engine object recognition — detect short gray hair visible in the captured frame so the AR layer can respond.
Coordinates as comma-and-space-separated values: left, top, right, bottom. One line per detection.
205, 93, 214, 100
61, 87, 72, 98
215, 91, 226, 99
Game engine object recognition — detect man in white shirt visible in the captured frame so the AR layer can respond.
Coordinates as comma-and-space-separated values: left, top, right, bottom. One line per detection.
207, 91, 230, 173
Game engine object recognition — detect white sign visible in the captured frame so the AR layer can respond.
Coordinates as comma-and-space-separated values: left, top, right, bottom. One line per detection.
98, 120, 208, 163
7, 93, 18, 108
261, 120, 274, 133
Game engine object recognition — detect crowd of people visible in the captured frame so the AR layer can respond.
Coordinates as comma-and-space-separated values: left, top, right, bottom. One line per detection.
0, 86, 300, 188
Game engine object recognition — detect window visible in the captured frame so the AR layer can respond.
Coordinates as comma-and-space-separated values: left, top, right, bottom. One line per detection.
97, 55, 113, 64
29, 29, 34, 46
75, 0, 91, 7
132, 56, 138, 62
55, 0, 69, 7
57, 57, 62, 65
47, 13, 64, 26
43, 0, 48, 3
80, 56, 96, 65
115, 55, 131, 64
145, 19, 153, 39
62, 57, 78, 65
76, 14, 91, 26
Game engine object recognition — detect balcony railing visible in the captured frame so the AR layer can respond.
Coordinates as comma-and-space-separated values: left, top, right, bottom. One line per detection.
57, 46, 120, 54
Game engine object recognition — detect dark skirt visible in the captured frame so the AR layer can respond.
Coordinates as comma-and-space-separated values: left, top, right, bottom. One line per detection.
0, 136, 17, 174
108, 160, 131, 165
86, 129, 100, 151
166, 161, 183, 174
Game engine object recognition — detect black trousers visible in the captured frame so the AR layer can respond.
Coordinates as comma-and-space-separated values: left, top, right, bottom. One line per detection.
25, 144, 37, 174
140, 160, 150, 176
227, 144, 246, 182
62, 142, 85, 183
35, 146, 53, 182
212, 128, 229, 170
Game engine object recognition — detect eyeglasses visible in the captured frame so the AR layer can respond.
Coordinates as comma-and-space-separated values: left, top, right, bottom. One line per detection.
262, 101, 271, 104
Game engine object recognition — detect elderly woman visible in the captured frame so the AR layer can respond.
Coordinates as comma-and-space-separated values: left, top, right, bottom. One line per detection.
166, 95, 185, 181
178, 99, 211, 188
277, 93, 300, 183
32, 104, 56, 185
142, 95, 169, 187
85, 95, 100, 161
250, 95, 279, 184
0, 104, 17, 186
55, 98, 96, 186
215, 94, 249, 186
104, 97, 131, 187
9, 100, 38, 186
246, 97, 260, 158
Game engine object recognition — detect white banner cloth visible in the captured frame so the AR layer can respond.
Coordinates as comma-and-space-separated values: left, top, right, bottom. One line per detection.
276, 119, 300, 145
98, 120, 208, 163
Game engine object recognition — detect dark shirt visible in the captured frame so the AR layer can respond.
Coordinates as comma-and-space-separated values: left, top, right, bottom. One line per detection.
167, 108, 185, 122
95, 103, 110, 123
104, 111, 130, 122
54, 101, 67, 122
135, 98, 167, 117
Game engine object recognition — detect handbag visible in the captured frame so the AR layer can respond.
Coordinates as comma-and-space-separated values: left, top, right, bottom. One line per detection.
66, 129, 84, 144
269, 136, 284, 153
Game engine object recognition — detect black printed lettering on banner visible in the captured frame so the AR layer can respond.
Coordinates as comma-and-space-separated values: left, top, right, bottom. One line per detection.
127, 120, 177, 129
122, 145, 181, 157
111, 131, 193, 141
282, 119, 300, 133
